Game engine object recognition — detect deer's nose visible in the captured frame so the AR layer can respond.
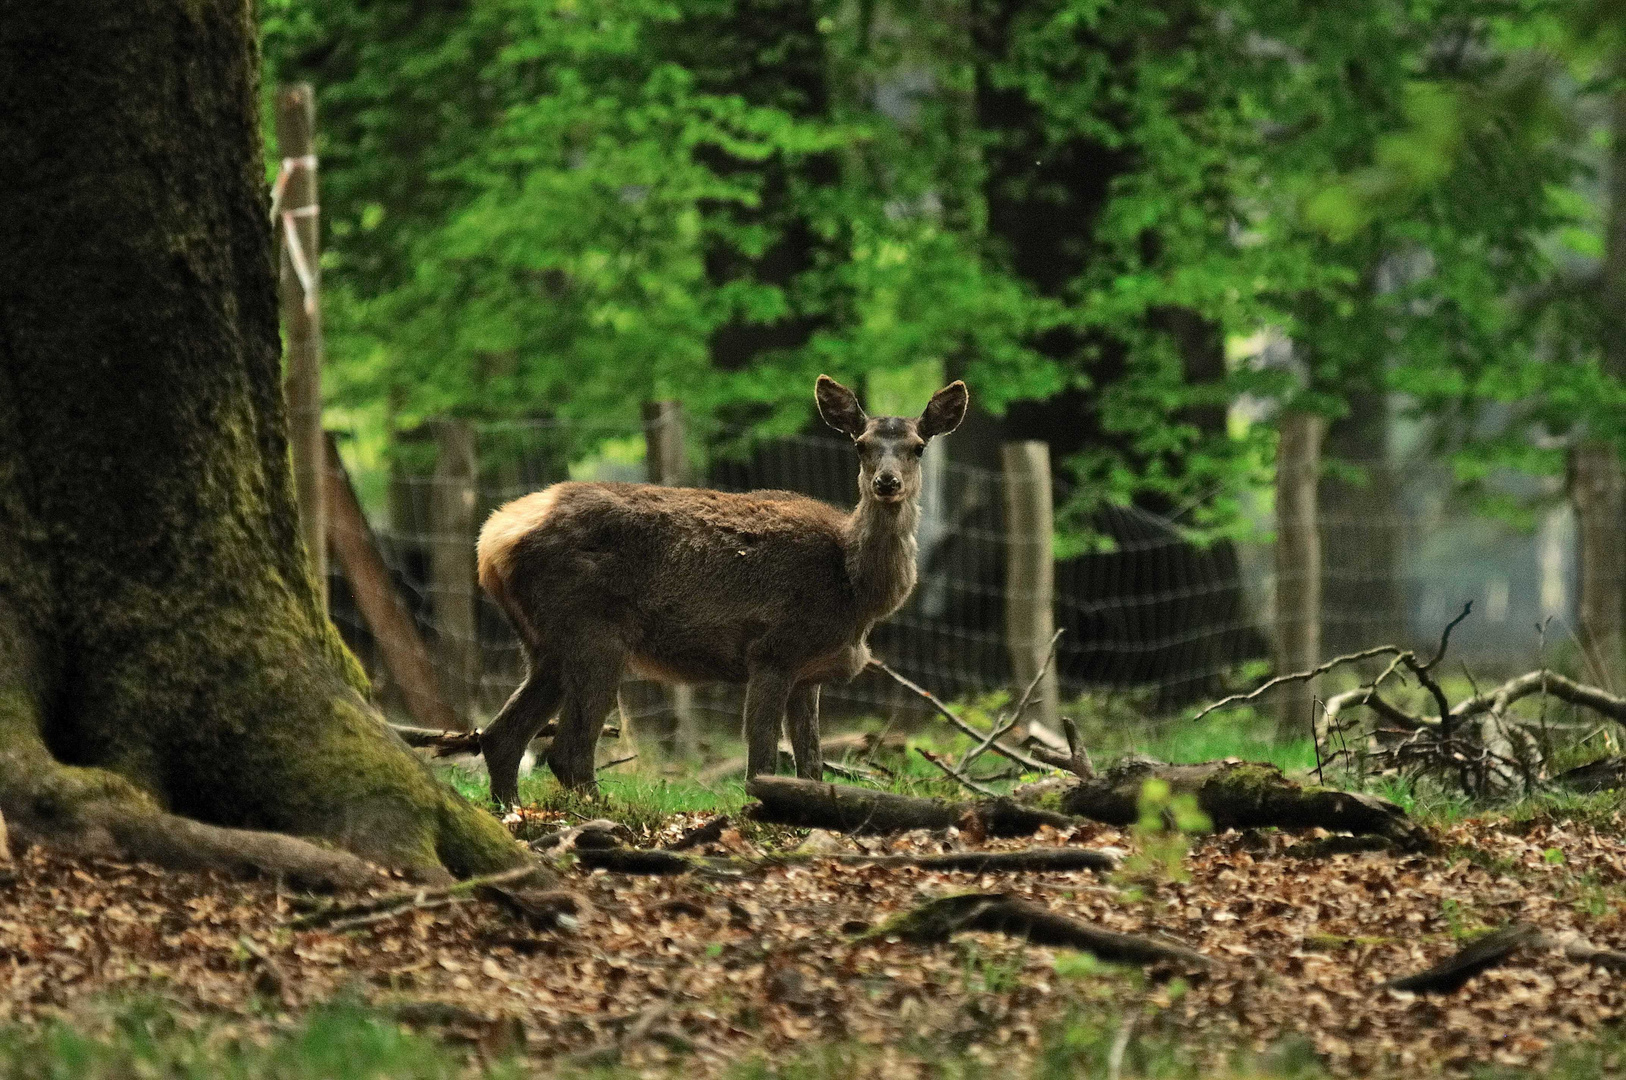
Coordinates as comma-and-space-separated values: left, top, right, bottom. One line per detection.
874, 472, 902, 497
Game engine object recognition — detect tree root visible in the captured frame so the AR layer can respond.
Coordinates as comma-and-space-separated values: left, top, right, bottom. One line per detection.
0, 754, 389, 891
872, 893, 1215, 968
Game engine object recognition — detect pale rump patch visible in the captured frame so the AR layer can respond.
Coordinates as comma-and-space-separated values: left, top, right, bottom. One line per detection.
476, 486, 563, 645
626, 654, 691, 685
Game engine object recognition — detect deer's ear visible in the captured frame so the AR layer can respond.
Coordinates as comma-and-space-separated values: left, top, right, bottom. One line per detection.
816, 375, 868, 440
919, 381, 969, 438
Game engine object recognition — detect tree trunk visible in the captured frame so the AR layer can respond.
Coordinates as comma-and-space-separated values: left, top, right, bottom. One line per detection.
1573, 441, 1625, 691
1574, 74, 1626, 694
1321, 391, 1404, 656
0, 0, 523, 884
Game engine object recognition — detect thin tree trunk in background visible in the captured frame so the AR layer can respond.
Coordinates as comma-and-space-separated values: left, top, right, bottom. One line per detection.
275, 84, 326, 605
1274, 412, 1324, 740
1574, 444, 1625, 691
430, 419, 479, 725
1002, 441, 1060, 737
1574, 75, 1626, 693
1321, 392, 1403, 655
643, 401, 699, 757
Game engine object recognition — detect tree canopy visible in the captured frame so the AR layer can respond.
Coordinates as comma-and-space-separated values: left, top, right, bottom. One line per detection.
264, 0, 1616, 524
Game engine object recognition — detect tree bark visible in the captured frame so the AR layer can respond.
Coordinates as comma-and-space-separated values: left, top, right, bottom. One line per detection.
1573, 441, 1625, 691
0, 0, 524, 884
1572, 73, 1626, 694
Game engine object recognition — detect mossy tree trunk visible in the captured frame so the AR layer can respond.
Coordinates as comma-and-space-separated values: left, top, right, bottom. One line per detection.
0, 0, 523, 885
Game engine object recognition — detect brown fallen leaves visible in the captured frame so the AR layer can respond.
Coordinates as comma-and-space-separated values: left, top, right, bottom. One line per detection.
2, 806, 1626, 1076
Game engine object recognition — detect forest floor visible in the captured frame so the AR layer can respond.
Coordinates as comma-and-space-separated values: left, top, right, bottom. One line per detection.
5, 757, 1626, 1079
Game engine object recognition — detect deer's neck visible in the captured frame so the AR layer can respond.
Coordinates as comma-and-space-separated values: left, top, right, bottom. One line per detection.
845, 493, 920, 621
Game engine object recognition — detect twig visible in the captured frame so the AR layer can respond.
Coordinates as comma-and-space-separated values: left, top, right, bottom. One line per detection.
390, 721, 619, 757
961, 630, 1064, 773
918, 747, 1000, 798
597, 754, 637, 772
286, 864, 547, 930
1421, 601, 1473, 672
869, 660, 1052, 774
1190, 645, 1406, 723
1059, 715, 1096, 780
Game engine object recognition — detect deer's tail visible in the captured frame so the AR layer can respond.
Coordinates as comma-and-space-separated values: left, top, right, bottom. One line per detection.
476, 486, 564, 651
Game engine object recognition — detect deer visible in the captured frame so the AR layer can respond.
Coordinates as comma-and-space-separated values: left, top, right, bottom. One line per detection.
474, 375, 969, 804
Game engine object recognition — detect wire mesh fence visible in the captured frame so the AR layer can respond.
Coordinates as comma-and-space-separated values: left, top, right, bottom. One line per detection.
322, 416, 1583, 753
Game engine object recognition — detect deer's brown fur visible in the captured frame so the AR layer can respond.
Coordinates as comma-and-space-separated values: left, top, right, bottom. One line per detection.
477, 376, 967, 802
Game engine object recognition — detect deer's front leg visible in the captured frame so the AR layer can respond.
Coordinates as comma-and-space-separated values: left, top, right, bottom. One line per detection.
743, 672, 794, 779
786, 683, 821, 779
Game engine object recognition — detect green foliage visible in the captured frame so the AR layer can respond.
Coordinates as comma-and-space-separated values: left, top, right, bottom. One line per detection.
0, 996, 523, 1080
1115, 777, 1212, 887
262, 0, 1615, 530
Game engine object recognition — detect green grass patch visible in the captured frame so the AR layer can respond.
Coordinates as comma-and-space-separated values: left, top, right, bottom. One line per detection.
15, 993, 1626, 1078
0, 996, 525, 1080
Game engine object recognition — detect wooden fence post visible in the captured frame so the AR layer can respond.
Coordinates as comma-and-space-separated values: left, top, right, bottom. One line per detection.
1274, 411, 1325, 740
1001, 441, 1060, 738
323, 434, 460, 731
275, 84, 326, 605
643, 400, 699, 757
430, 419, 479, 727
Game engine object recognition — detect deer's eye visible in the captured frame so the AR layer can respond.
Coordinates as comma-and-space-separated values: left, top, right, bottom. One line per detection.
912, 444, 926, 457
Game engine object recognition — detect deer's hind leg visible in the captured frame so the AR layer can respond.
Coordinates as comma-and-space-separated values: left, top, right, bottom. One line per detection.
786, 683, 822, 780
743, 671, 796, 779
549, 645, 626, 790
481, 658, 564, 807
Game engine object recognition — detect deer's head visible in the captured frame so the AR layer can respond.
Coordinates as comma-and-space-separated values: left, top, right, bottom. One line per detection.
816, 375, 969, 505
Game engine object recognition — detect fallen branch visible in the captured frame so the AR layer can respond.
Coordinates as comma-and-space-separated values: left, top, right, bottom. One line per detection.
391, 720, 619, 758
873, 893, 1214, 968
1191, 645, 1406, 723
287, 864, 552, 931
747, 776, 1074, 836
1059, 758, 1423, 844
570, 842, 1119, 877
1059, 716, 1096, 780
664, 816, 730, 851
869, 660, 1053, 774
1552, 756, 1626, 793
697, 731, 906, 783
1538, 930, 1626, 973
918, 747, 1000, 798
960, 629, 1063, 773
1384, 924, 1536, 994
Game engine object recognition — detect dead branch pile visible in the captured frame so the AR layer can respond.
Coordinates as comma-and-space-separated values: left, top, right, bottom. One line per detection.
1198, 603, 1626, 798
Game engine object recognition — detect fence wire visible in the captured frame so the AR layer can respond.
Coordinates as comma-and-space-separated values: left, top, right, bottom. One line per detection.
323, 419, 1580, 749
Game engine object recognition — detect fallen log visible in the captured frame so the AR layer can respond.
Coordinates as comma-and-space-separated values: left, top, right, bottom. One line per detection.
747, 776, 1075, 836
1552, 756, 1626, 794
1384, 924, 1536, 993
873, 893, 1213, 968
572, 841, 1119, 877
1058, 758, 1424, 844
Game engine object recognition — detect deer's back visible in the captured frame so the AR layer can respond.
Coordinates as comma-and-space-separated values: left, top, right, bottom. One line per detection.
480, 482, 863, 680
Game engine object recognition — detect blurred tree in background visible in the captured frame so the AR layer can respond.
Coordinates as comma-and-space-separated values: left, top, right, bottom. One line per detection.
262, 0, 1611, 533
